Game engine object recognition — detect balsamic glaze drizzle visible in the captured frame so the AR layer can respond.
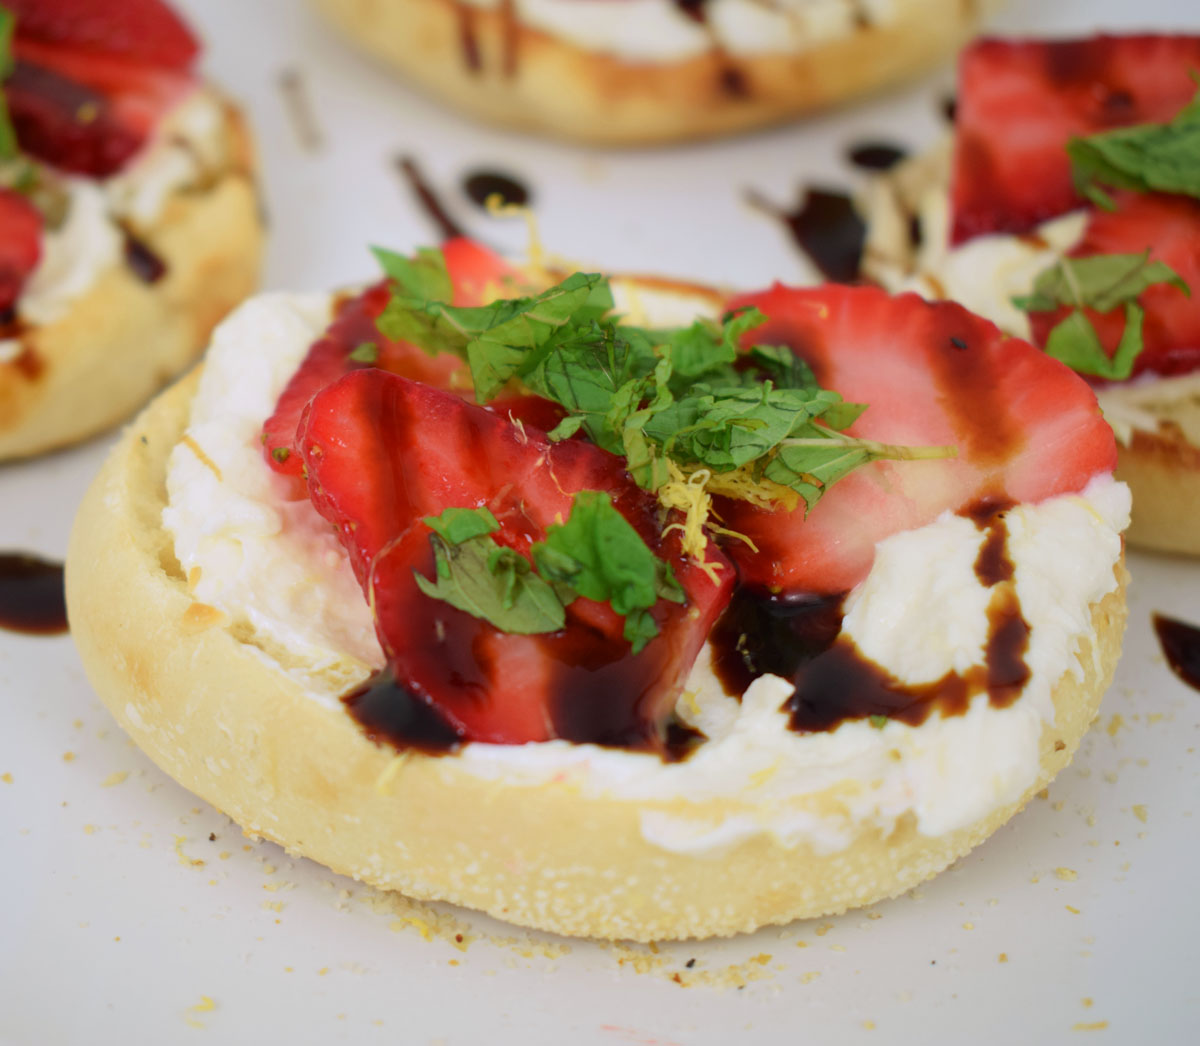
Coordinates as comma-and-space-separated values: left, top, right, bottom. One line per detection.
1153, 614, 1200, 692
746, 187, 865, 283
0, 554, 68, 636
395, 155, 469, 242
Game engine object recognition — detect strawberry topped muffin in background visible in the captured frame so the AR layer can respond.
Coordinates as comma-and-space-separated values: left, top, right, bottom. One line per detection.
861, 34, 1200, 555
310, 0, 1003, 144
0, 0, 261, 460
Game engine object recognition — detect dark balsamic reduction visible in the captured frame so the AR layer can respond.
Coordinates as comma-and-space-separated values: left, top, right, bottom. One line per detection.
395, 155, 468, 242
672, 0, 709, 23
0, 554, 68, 635
463, 169, 530, 209
968, 499, 1016, 587
1153, 614, 1200, 692
277, 67, 324, 152
710, 497, 1032, 734
710, 588, 846, 698
455, 1, 482, 73
847, 141, 908, 172
747, 187, 865, 283
344, 669, 463, 754
121, 228, 167, 284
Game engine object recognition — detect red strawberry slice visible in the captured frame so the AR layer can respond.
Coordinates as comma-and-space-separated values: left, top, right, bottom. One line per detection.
1028, 191, 1200, 380
718, 284, 1116, 595
950, 35, 1200, 244
0, 188, 43, 314
8, 0, 199, 70
7, 40, 194, 175
297, 368, 733, 747
263, 239, 545, 491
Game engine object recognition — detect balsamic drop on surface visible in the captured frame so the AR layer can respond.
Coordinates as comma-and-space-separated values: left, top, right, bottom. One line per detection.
747, 187, 865, 283
0, 553, 68, 635
1153, 614, 1200, 692
343, 669, 463, 754
462, 170, 530, 210
121, 228, 167, 284
846, 141, 908, 172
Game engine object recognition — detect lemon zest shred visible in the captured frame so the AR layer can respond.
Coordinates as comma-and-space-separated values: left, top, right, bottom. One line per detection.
375, 752, 411, 795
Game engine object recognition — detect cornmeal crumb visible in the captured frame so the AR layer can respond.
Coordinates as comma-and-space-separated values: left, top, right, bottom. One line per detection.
863, 1020, 876, 1030
1082, 998, 1094, 1009
1132, 805, 1148, 823
1066, 906, 1081, 915
815, 923, 833, 937
998, 953, 1008, 963
1056, 868, 1079, 882
1072, 1021, 1109, 1031
801, 972, 821, 984
1106, 714, 1124, 737
1, 773, 11, 783
62, 751, 76, 763
101, 771, 128, 787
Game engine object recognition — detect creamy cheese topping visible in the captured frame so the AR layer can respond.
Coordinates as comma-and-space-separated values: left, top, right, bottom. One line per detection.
859, 141, 1199, 443
15, 87, 228, 328
165, 291, 1128, 856
459, 0, 912, 62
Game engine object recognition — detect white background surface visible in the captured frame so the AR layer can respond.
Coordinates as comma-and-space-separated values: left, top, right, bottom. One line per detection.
3, 1, 1199, 1042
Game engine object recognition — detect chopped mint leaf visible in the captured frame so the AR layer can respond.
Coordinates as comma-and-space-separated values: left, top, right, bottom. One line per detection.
1014, 250, 1189, 381
1042, 303, 1146, 381
417, 496, 684, 652
374, 249, 950, 517
371, 245, 453, 303
423, 505, 499, 545
415, 528, 566, 635
532, 491, 683, 654
348, 341, 379, 364
1067, 85, 1200, 207
869, 715, 888, 729
0, 6, 17, 161
1013, 251, 1189, 314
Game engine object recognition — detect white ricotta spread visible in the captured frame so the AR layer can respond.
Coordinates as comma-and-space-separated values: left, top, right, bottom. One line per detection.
15, 86, 228, 328
459, 0, 913, 62
164, 291, 1128, 856
859, 141, 1200, 443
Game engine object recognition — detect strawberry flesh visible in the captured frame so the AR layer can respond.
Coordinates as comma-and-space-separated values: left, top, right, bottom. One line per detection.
263, 239, 553, 492
950, 35, 1200, 244
0, 188, 44, 314
298, 369, 733, 747
6, 0, 198, 69
1028, 191, 1200, 380
718, 284, 1116, 594
5, 3, 198, 177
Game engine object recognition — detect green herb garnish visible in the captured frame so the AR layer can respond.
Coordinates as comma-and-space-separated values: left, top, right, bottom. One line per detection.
376, 249, 953, 524
0, 5, 18, 161
1067, 84, 1200, 210
348, 341, 379, 364
1013, 251, 1190, 380
416, 497, 681, 653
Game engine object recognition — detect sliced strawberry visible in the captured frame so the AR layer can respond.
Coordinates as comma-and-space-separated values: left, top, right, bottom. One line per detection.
263, 239, 541, 491
0, 189, 43, 314
718, 284, 1116, 594
8, 0, 199, 70
1028, 191, 1200, 380
950, 35, 1200, 244
7, 39, 194, 175
298, 369, 733, 746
